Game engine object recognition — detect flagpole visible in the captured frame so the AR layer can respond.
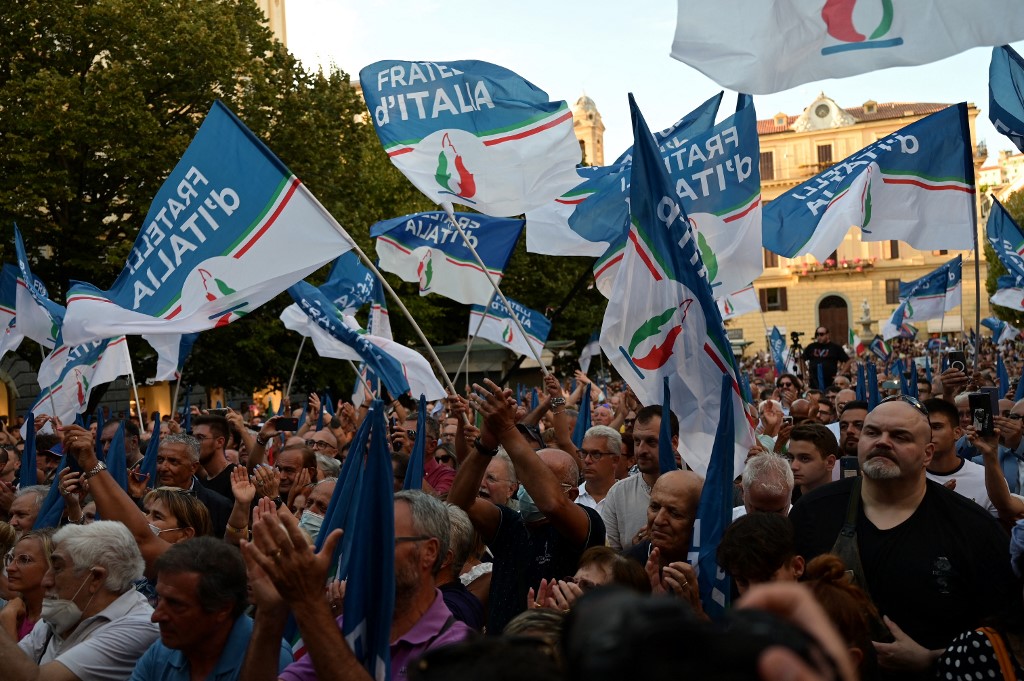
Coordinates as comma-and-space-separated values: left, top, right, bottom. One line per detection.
171, 372, 184, 421
345, 359, 376, 399
126, 366, 144, 426
453, 291, 496, 388
440, 203, 550, 377
285, 336, 306, 400
972, 243, 981, 372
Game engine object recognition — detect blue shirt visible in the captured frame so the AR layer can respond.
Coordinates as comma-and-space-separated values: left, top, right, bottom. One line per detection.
130, 614, 291, 681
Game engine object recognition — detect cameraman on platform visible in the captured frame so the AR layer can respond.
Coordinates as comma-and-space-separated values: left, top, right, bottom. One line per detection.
800, 325, 850, 391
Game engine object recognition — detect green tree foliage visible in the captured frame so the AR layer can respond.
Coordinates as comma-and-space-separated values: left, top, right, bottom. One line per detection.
986, 190, 1024, 327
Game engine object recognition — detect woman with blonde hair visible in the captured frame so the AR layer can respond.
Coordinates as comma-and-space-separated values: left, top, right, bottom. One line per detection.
0, 528, 55, 640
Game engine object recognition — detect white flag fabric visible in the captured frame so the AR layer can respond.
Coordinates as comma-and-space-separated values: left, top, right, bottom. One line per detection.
468, 298, 551, 360
578, 333, 601, 374
671, 0, 1024, 95
280, 304, 445, 401
27, 337, 133, 433
717, 286, 760, 321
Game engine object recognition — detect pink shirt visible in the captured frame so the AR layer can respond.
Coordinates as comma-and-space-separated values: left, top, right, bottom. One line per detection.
279, 590, 470, 681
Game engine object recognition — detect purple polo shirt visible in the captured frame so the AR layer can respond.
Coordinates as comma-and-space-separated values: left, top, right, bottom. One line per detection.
279, 589, 470, 681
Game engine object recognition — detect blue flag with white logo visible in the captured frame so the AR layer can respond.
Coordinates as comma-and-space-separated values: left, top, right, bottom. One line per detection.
468, 297, 551, 360
526, 92, 722, 259
987, 199, 1024, 286
371, 211, 523, 307
769, 326, 787, 376
687, 373, 735, 620
763, 104, 976, 261
319, 252, 377, 315
287, 281, 410, 399
61, 101, 355, 367
990, 45, 1024, 154
883, 255, 962, 340
13, 225, 64, 350
591, 94, 762, 299
360, 59, 582, 218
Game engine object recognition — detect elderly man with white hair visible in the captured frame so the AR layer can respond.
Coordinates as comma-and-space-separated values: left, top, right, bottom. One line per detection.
1, 520, 159, 681
732, 454, 794, 520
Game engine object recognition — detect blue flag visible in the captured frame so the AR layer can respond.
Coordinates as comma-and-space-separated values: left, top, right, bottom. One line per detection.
20, 412, 37, 487
687, 373, 735, 621
856, 364, 867, 402
990, 45, 1024, 154
33, 451, 80, 529
403, 395, 427, 491
341, 404, 395, 680
371, 211, 523, 307
469, 297, 552, 361
182, 388, 192, 434
883, 256, 962, 340
816, 364, 826, 394
591, 93, 762, 298
987, 199, 1024, 285
999, 354, 1012, 398
104, 421, 129, 492
1016, 369, 1024, 402
908, 361, 919, 399
769, 326, 787, 376
572, 384, 592, 450
325, 392, 336, 421
139, 412, 161, 488
763, 104, 976, 261
315, 395, 325, 432
61, 101, 355, 355
319, 251, 377, 315
658, 377, 676, 474
867, 364, 880, 410
868, 336, 891, 363
288, 282, 410, 399
13, 225, 65, 350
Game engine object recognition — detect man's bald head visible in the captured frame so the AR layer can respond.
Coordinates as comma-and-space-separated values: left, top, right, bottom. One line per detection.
647, 470, 703, 562
537, 448, 579, 488
790, 399, 812, 422
834, 389, 857, 414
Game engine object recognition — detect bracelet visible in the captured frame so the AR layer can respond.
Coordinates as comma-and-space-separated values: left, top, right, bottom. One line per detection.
84, 461, 107, 480
225, 523, 248, 536
255, 434, 269, 447
551, 408, 566, 415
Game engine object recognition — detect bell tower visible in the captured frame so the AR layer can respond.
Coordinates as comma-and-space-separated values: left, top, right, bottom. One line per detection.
572, 95, 605, 166
255, 0, 288, 45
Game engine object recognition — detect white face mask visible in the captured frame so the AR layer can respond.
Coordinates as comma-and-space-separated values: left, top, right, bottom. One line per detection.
298, 510, 325, 542
41, 573, 94, 635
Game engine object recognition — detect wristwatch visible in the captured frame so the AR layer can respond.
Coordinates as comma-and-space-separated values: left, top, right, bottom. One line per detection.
550, 397, 566, 408
474, 437, 499, 457
255, 434, 269, 447
84, 461, 108, 480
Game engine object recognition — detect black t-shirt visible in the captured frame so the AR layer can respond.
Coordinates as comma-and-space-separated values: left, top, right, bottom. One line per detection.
199, 462, 238, 502
486, 504, 605, 634
790, 477, 1016, 653
801, 341, 848, 389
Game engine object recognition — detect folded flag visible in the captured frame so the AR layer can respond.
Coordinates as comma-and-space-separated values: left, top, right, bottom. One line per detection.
366, 272, 392, 341
990, 45, 1024, 154
13, 225, 64, 350
717, 285, 759, 321
868, 335, 891, 363
882, 255, 962, 339
0, 264, 22, 360
769, 326, 788, 376
371, 211, 522, 306
671, 1, 1024, 95
320, 251, 378, 315
359, 59, 581, 217
578, 331, 601, 374
143, 332, 200, 382
281, 288, 445, 402
61, 101, 355, 368
763, 104, 976, 261
26, 337, 133, 432
599, 93, 753, 477
986, 199, 1024, 284
525, 92, 723, 259
991, 275, 1024, 313
592, 94, 762, 299
848, 329, 865, 356
468, 297, 551, 360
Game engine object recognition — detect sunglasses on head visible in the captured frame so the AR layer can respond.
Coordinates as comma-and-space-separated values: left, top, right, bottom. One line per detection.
880, 394, 929, 417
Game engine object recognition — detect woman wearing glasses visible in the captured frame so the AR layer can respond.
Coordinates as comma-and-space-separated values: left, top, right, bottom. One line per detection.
0, 528, 55, 641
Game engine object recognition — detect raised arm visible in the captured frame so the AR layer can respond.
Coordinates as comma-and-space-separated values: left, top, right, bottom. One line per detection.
543, 373, 576, 459
472, 379, 592, 545
446, 402, 501, 542
969, 424, 1024, 526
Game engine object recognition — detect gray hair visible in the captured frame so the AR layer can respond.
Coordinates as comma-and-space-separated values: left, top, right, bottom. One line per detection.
741, 454, 795, 497
494, 449, 517, 486
53, 520, 144, 592
444, 503, 476, 578
394, 490, 450, 575
161, 433, 201, 463
15, 485, 49, 508
584, 425, 622, 454
315, 453, 341, 478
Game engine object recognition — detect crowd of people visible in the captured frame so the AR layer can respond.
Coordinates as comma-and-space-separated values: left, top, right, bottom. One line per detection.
0, 323, 1022, 681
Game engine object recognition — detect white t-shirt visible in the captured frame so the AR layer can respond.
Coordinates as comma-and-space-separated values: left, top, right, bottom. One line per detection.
926, 459, 999, 517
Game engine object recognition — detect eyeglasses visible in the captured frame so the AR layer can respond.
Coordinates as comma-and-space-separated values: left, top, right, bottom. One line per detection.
880, 394, 929, 417
1008, 414, 1023, 421
304, 439, 337, 451
435, 454, 455, 464
3, 551, 37, 569
395, 535, 431, 544
579, 449, 612, 461
0, 444, 14, 452
815, 331, 828, 337
779, 382, 794, 388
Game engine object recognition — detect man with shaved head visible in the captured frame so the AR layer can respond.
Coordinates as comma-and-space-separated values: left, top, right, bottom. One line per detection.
624, 470, 702, 567
790, 398, 1016, 676
449, 380, 605, 634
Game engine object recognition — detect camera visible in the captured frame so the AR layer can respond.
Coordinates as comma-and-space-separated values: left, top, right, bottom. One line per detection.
790, 331, 804, 343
